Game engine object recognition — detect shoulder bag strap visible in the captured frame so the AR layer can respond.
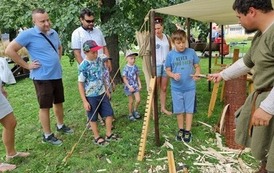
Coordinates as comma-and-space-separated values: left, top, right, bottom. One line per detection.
40, 33, 58, 53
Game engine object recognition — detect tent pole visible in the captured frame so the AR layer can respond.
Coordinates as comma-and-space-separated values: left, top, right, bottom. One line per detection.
186, 18, 191, 44
221, 25, 224, 64
208, 22, 212, 91
150, 10, 160, 146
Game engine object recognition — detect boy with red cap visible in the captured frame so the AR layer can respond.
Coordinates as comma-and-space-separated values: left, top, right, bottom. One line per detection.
78, 40, 119, 146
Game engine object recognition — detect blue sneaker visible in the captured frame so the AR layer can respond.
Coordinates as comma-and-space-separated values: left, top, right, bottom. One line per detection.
128, 114, 136, 121
183, 131, 192, 143
133, 111, 141, 119
42, 134, 62, 146
57, 124, 74, 134
176, 129, 184, 141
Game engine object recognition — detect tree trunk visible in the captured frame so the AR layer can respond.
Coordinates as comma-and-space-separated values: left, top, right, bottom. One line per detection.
101, 0, 122, 84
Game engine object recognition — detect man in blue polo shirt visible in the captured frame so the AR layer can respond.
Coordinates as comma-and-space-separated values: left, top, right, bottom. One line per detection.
5, 8, 73, 146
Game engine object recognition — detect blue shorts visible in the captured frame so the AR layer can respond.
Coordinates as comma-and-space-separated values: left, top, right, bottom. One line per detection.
86, 93, 113, 122
171, 89, 196, 114
156, 64, 167, 77
124, 87, 139, 96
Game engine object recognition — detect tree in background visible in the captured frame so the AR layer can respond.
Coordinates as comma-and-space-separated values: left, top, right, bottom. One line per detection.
0, 0, 208, 83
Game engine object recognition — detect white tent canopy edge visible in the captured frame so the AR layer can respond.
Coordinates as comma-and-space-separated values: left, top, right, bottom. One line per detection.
154, 0, 274, 25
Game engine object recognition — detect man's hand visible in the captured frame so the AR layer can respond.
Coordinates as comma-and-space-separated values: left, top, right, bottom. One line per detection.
28, 60, 41, 70
252, 107, 273, 126
208, 73, 223, 83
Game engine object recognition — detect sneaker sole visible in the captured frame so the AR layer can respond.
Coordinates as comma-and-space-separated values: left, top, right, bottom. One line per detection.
42, 140, 63, 146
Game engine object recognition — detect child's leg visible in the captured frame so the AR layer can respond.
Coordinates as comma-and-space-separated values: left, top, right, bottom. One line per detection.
176, 113, 184, 130
133, 92, 141, 111
176, 113, 184, 141
128, 95, 134, 114
105, 116, 113, 137
185, 113, 193, 131
89, 121, 100, 139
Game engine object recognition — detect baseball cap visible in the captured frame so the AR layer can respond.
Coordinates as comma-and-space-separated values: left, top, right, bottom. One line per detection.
126, 50, 138, 58
83, 40, 103, 52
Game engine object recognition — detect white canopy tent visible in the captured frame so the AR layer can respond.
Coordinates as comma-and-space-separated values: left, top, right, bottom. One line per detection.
155, 0, 274, 25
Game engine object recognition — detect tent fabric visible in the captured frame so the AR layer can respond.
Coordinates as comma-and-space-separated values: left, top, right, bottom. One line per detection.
154, 0, 274, 25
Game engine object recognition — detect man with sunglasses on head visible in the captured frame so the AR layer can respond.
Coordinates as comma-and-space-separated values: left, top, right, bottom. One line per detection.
71, 8, 111, 71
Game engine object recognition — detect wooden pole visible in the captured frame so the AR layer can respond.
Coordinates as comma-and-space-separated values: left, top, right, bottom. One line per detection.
150, 10, 160, 146
208, 22, 212, 91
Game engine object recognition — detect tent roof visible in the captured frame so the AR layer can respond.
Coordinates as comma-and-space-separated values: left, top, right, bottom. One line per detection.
154, 0, 274, 25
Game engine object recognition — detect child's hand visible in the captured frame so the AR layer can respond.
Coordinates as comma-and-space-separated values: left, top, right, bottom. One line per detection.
106, 90, 111, 99
112, 82, 116, 92
172, 73, 181, 81
191, 73, 201, 81
83, 100, 91, 111
129, 86, 135, 92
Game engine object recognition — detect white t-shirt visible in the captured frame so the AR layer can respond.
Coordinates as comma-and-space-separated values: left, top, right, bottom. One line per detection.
155, 34, 170, 66
71, 26, 107, 60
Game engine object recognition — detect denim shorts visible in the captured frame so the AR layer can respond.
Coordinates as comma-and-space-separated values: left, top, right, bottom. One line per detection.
86, 93, 113, 122
171, 89, 196, 114
156, 64, 167, 77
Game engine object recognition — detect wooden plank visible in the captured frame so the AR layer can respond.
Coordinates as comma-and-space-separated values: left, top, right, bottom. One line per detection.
208, 82, 220, 117
137, 77, 156, 161
167, 151, 176, 173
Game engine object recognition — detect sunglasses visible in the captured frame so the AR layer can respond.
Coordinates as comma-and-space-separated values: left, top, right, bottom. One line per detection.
155, 19, 163, 23
85, 19, 95, 23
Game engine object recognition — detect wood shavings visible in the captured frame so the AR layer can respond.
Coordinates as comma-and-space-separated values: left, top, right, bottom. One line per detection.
97, 169, 107, 172
177, 123, 256, 172
106, 158, 111, 164
162, 141, 174, 150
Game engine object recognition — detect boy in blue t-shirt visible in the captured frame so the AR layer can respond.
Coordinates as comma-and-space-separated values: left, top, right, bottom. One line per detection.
165, 30, 201, 143
78, 40, 118, 146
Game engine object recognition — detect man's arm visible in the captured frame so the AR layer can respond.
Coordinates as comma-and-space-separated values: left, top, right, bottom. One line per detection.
58, 45, 63, 59
73, 49, 83, 64
5, 40, 40, 70
103, 46, 112, 72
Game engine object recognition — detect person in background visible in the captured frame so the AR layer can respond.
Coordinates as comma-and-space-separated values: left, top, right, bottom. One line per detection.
0, 79, 30, 172
122, 50, 142, 121
71, 8, 111, 71
209, 0, 274, 172
155, 16, 172, 116
5, 8, 73, 146
165, 30, 201, 143
78, 40, 118, 146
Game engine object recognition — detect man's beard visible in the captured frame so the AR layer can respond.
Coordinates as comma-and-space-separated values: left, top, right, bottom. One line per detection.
82, 25, 93, 31
245, 28, 257, 34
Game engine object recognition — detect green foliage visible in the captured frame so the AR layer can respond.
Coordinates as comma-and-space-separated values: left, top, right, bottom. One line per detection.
0, 0, 197, 53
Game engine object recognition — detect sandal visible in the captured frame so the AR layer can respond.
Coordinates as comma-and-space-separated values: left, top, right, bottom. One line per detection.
105, 133, 120, 142
94, 137, 109, 146
0, 163, 16, 172
6, 152, 30, 161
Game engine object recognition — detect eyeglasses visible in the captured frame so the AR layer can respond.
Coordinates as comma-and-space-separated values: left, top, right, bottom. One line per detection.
85, 19, 95, 23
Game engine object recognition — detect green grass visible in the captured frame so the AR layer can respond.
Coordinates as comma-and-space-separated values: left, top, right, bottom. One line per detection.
0, 56, 258, 172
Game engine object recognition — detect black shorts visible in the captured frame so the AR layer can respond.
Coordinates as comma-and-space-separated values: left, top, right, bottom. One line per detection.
33, 79, 64, 108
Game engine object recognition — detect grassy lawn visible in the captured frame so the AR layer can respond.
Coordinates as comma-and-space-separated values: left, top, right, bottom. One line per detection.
0, 55, 259, 172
